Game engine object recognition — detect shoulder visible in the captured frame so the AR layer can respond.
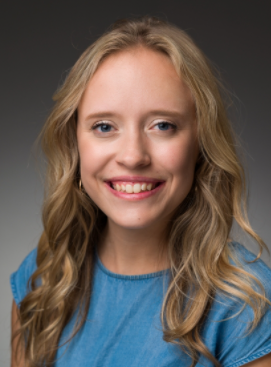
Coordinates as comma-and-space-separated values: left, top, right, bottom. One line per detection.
202, 241, 271, 367
10, 247, 38, 307
229, 241, 271, 293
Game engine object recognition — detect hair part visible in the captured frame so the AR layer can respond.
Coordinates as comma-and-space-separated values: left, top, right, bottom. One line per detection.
14, 16, 270, 367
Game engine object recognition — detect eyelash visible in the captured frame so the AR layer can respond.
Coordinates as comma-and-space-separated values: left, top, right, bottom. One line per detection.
92, 122, 113, 132
91, 121, 177, 132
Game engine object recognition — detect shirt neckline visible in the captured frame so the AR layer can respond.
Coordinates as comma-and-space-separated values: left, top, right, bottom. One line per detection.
95, 250, 170, 280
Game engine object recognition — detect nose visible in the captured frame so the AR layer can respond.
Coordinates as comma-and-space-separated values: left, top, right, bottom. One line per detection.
115, 130, 151, 169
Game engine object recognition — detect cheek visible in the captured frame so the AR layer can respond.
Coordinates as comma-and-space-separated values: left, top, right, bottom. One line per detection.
157, 138, 198, 178
78, 137, 107, 181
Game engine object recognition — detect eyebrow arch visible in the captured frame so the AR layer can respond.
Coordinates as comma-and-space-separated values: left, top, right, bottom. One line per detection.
84, 109, 188, 121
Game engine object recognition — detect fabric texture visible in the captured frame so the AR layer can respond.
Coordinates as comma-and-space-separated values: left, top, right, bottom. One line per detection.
10, 242, 271, 367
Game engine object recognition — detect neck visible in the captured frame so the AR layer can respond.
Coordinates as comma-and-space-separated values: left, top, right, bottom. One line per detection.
97, 219, 170, 275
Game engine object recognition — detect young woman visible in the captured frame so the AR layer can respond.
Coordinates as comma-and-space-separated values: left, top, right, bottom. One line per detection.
11, 16, 271, 367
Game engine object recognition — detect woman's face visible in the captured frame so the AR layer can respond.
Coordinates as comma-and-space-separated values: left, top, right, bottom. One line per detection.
77, 47, 199, 231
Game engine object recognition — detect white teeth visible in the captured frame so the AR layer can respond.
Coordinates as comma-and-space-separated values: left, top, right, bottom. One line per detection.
112, 182, 159, 193
147, 184, 152, 191
133, 183, 141, 193
126, 184, 133, 193
141, 183, 147, 191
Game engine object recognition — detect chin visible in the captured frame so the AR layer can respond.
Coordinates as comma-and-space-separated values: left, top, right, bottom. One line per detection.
110, 216, 161, 230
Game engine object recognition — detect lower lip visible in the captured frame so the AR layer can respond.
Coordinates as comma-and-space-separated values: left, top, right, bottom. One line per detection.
105, 182, 165, 201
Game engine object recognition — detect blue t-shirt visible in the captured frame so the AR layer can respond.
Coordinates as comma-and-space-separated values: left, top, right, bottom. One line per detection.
10, 242, 271, 367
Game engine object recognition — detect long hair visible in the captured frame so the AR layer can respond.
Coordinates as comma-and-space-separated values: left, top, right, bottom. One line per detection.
14, 16, 270, 367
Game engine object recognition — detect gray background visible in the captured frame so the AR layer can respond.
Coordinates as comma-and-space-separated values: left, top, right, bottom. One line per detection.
1, 0, 270, 365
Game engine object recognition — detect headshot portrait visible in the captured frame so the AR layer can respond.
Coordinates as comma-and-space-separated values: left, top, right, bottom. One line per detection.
1, 1, 271, 367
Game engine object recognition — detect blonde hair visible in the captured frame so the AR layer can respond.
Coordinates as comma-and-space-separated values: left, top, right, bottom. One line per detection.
14, 16, 270, 367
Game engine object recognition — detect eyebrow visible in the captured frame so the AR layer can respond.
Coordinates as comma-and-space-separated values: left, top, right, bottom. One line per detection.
84, 109, 189, 121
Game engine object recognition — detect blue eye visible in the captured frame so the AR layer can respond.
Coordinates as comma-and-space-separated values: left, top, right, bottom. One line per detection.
99, 124, 112, 132
156, 122, 176, 131
93, 123, 112, 133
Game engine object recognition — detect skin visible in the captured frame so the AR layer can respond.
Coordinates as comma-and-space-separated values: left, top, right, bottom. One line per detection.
77, 46, 199, 275
11, 47, 271, 366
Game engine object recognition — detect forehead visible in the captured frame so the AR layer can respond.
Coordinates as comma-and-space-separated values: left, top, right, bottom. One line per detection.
78, 47, 195, 119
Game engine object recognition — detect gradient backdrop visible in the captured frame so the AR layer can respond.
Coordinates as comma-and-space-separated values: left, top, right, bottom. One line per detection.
1, 1, 271, 365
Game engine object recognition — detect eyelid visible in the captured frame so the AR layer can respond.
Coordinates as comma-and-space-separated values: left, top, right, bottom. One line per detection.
91, 119, 177, 131
152, 120, 177, 129
91, 121, 114, 130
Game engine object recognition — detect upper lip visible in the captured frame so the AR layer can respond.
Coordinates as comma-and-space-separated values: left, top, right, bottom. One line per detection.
104, 176, 165, 183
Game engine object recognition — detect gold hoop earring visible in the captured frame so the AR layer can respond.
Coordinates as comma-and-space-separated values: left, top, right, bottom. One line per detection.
79, 179, 83, 193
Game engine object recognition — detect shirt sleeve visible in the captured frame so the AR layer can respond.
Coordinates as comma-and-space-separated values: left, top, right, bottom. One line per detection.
10, 248, 38, 307
201, 242, 271, 367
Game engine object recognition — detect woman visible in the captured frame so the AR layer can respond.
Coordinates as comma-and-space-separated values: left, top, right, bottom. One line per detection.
11, 16, 271, 367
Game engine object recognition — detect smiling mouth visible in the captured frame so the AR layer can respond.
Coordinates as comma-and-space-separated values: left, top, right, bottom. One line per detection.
109, 182, 162, 194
